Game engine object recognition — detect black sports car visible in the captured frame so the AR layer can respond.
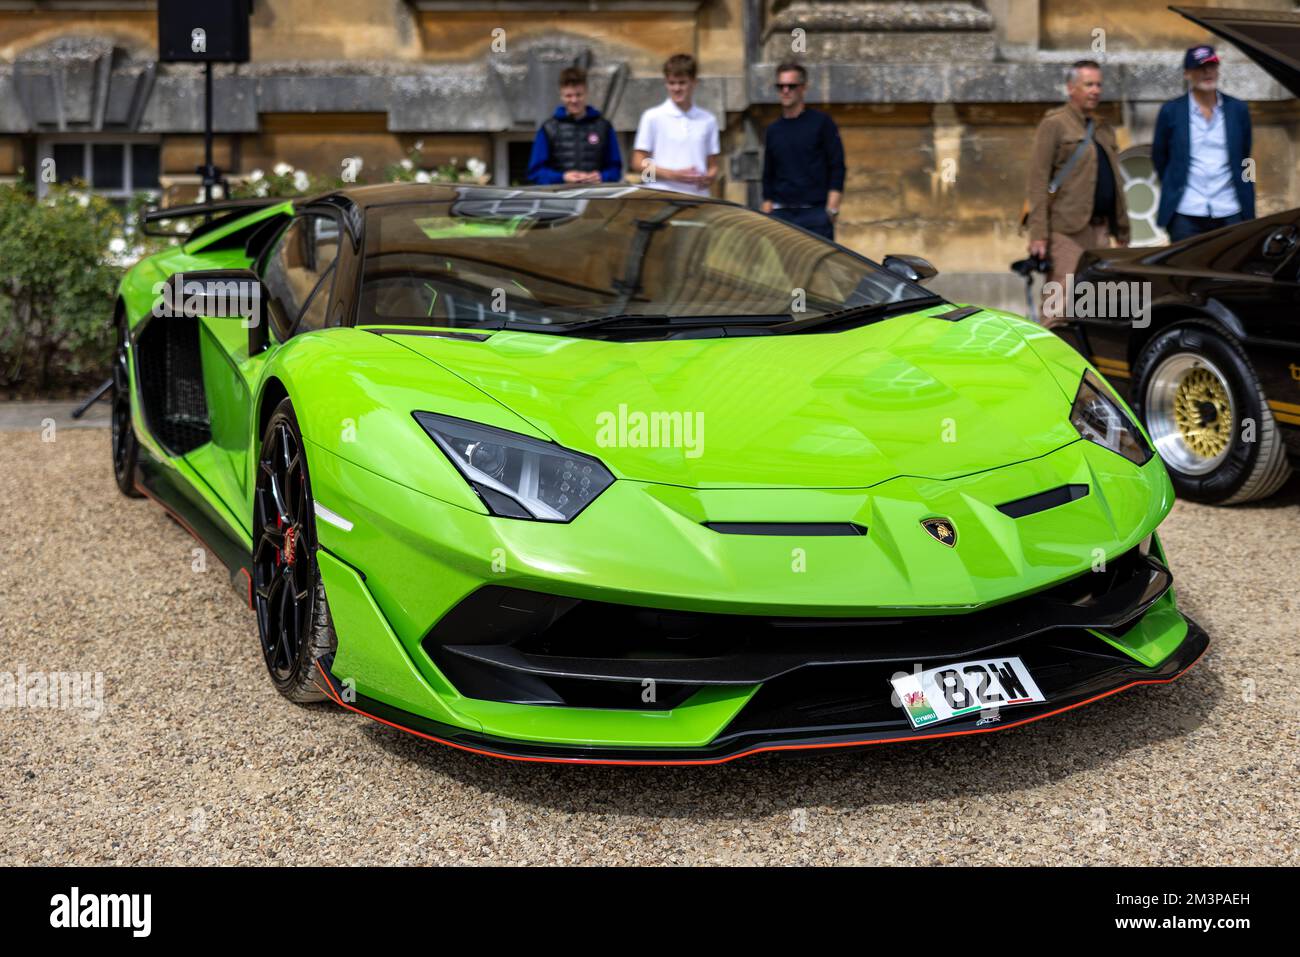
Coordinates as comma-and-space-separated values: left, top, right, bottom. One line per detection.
1064, 5, 1300, 504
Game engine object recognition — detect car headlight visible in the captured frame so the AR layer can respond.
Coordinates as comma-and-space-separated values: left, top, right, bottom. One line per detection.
413, 412, 615, 521
1070, 370, 1153, 465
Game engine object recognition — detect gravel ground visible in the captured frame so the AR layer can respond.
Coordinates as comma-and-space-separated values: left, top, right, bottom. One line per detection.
1, 426, 1297, 865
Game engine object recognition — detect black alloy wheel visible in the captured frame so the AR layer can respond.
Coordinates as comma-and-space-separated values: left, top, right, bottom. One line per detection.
111, 318, 142, 498
253, 398, 334, 701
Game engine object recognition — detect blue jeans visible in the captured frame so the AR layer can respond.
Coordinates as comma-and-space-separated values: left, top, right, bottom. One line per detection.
1167, 211, 1245, 243
771, 205, 834, 241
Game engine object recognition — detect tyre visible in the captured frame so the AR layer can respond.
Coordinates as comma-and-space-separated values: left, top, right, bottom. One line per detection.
111, 316, 143, 498
253, 398, 337, 702
1131, 320, 1291, 504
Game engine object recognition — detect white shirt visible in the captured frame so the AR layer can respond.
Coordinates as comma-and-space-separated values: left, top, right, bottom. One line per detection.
1177, 91, 1241, 218
633, 98, 721, 197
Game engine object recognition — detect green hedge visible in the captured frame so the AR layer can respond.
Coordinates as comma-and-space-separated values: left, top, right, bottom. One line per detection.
0, 184, 142, 395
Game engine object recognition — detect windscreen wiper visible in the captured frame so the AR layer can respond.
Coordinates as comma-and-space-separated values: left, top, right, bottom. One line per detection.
772, 295, 946, 335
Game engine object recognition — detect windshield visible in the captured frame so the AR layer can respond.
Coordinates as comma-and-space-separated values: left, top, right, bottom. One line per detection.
358, 193, 932, 330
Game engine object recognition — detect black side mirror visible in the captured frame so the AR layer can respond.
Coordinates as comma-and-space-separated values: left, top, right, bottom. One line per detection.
153, 268, 268, 354
1262, 226, 1298, 260
882, 254, 939, 283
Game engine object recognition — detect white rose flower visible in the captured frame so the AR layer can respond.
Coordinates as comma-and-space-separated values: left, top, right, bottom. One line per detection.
400, 158, 414, 171
414, 170, 431, 183
466, 158, 487, 177
249, 169, 264, 182
109, 237, 127, 255
413, 140, 424, 152
293, 170, 311, 192
273, 162, 293, 177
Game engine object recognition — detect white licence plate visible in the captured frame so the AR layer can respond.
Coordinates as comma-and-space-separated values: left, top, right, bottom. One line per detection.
890, 656, 1046, 729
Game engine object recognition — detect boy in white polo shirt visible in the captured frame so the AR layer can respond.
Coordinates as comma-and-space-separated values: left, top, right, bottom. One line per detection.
632, 54, 720, 197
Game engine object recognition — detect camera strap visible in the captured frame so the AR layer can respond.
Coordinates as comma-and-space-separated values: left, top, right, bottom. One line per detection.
1047, 118, 1094, 195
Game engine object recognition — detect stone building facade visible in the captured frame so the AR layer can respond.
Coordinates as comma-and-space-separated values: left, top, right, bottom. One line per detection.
2, 0, 1297, 309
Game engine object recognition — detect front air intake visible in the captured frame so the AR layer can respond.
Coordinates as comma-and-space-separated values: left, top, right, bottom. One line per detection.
703, 522, 867, 536
996, 484, 1089, 519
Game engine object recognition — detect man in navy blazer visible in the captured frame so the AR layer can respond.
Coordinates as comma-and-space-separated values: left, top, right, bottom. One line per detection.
1153, 44, 1254, 243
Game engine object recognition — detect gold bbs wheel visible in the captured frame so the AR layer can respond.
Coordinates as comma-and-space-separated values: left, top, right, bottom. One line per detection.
1144, 353, 1235, 475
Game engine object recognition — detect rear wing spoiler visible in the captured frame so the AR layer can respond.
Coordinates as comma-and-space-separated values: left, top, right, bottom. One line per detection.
139, 197, 287, 239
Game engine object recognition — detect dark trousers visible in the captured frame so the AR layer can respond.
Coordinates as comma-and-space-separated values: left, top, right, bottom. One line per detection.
771, 205, 834, 241
1167, 211, 1245, 243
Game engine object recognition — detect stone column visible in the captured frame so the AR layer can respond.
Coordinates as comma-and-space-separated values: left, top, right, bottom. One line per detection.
984, 0, 1038, 60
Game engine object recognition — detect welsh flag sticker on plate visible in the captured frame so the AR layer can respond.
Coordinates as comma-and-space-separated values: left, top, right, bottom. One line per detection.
890, 656, 1046, 729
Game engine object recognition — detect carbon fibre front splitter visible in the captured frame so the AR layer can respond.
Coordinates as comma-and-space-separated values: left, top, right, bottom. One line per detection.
312, 618, 1210, 766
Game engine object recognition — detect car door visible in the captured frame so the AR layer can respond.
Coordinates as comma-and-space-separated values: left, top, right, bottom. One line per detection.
1188, 211, 1300, 337
196, 211, 341, 526
1179, 212, 1300, 430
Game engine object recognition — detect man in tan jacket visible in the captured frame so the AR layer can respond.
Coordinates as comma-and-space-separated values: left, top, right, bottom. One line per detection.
1026, 59, 1130, 328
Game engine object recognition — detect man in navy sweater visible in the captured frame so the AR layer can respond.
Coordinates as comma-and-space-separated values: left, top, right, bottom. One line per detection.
1152, 45, 1254, 242
527, 67, 623, 185
760, 62, 846, 241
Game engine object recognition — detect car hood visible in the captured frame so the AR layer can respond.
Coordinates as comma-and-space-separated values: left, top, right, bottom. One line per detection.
1173, 5, 1300, 98
375, 309, 1084, 488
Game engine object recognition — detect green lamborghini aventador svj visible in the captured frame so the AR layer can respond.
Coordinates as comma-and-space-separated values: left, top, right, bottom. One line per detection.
110, 183, 1206, 763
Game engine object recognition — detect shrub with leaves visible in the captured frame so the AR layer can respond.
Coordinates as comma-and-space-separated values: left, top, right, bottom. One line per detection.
228, 162, 342, 200
384, 144, 489, 184
0, 183, 128, 394
230, 151, 490, 201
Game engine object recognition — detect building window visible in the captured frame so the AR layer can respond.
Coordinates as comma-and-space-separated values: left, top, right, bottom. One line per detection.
1118, 146, 1168, 247
37, 139, 162, 203
492, 133, 536, 186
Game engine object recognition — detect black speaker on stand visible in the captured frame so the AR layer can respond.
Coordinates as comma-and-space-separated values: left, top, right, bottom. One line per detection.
157, 0, 253, 210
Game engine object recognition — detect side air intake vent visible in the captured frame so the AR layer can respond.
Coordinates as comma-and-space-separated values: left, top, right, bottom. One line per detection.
997, 484, 1089, 519
135, 318, 211, 455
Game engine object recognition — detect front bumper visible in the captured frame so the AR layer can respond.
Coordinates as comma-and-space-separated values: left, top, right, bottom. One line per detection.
306, 432, 1196, 762
313, 537, 1207, 764
314, 615, 1208, 764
